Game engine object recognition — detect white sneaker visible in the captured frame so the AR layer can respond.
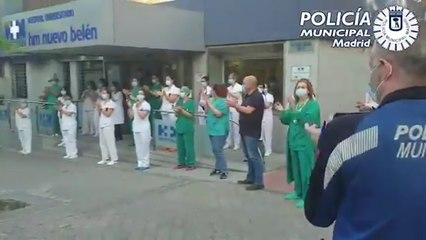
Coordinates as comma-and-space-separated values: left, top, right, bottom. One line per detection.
223, 144, 230, 149
57, 142, 65, 147
233, 146, 240, 151
19, 150, 26, 154
97, 160, 107, 165
265, 152, 272, 157
23, 151, 30, 155
63, 155, 70, 159
68, 155, 78, 159
107, 161, 117, 166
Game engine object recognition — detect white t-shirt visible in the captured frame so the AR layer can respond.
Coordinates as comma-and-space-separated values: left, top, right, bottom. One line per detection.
263, 93, 274, 120
57, 96, 65, 119
15, 107, 31, 130
99, 100, 116, 128
61, 103, 77, 130
227, 83, 243, 113
132, 101, 151, 133
160, 85, 180, 119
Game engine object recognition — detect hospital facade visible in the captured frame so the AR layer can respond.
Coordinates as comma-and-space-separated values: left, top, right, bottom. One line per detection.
0, 0, 384, 154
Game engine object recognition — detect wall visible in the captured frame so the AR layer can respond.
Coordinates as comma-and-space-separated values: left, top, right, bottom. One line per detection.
112, 0, 204, 51
26, 59, 63, 100
317, 41, 370, 120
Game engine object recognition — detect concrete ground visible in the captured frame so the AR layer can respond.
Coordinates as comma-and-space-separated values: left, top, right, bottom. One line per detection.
0, 147, 332, 240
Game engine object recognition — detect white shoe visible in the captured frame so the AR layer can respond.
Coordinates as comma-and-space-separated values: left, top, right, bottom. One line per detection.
107, 161, 117, 166
19, 150, 26, 154
97, 160, 107, 165
265, 152, 272, 157
223, 144, 230, 149
23, 151, 30, 155
57, 142, 65, 147
63, 155, 70, 159
68, 155, 78, 159
233, 146, 240, 151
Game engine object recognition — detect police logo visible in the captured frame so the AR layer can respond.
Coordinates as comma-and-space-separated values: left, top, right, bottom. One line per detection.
373, 5, 419, 51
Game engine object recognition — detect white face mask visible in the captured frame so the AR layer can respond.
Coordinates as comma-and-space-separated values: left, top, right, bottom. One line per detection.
201, 81, 207, 87
295, 88, 308, 98
101, 93, 108, 100
165, 80, 172, 86
131, 81, 138, 87
61, 90, 66, 95
137, 95, 145, 102
180, 92, 186, 98
152, 79, 157, 84
228, 79, 235, 85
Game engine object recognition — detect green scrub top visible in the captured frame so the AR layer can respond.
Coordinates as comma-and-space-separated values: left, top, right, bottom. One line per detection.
130, 87, 141, 105
206, 97, 229, 136
280, 99, 321, 151
175, 98, 196, 134
148, 83, 163, 110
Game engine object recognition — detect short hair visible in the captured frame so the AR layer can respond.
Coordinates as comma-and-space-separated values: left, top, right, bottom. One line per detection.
212, 84, 228, 98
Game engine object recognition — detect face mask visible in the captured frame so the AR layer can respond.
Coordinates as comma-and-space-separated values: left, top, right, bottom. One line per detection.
180, 92, 186, 98
201, 81, 207, 87
165, 80, 172, 86
131, 81, 138, 87
228, 79, 235, 85
295, 88, 308, 98
101, 93, 108, 100
368, 64, 385, 103
137, 95, 145, 102
263, 88, 268, 94
61, 90, 66, 95
152, 79, 157, 84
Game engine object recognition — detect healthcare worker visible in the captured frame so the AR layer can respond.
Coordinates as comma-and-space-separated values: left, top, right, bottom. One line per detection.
56, 88, 68, 147
80, 81, 97, 135
111, 82, 125, 141
224, 73, 242, 150
144, 75, 163, 134
275, 78, 320, 208
197, 75, 212, 125
59, 96, 78, 159
160, 76, 180, 123
97, 89, 119, 166
15, 99, 32, 154
174, 86, 196, 170
258, 84, 274, 157
128, 93, 151, 171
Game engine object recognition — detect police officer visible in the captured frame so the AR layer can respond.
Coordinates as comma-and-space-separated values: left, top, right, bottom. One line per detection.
304, 14, 426, 240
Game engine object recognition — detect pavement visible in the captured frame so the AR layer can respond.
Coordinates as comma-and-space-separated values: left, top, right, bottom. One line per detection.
0, 148, 333, 240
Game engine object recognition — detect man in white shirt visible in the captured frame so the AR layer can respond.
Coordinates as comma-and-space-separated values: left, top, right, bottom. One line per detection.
259, 84, 274, 156
160, 76, 180, 123
15, 99, 32, 154
59, 96, 78, 159
225, 73, 242, 150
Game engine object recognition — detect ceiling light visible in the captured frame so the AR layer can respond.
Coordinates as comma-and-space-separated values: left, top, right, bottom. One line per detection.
130, 0, 175, 4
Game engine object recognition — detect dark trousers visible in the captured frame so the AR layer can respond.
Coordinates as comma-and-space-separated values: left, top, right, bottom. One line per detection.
114, 124, 123, 141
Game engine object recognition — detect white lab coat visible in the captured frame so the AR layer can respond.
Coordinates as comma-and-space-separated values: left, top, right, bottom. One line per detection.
15, 107, 32, 153
160, 85, 180, 123
57, 96, 65, 142
261, 93, 274, 155
132, 101, 151, 168
61, 103, 78, 157
226, 83, 243, 148
111, 91, 125, 125
99, 100, 118, 162
82, 90, 96, 135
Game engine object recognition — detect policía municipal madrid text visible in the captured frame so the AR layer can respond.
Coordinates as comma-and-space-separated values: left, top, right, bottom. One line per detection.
28, 24, 97, 47
395, 125, 426, 159
299, 8, 372, 48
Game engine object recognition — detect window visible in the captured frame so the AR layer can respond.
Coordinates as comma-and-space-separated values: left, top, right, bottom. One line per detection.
12, 64, 27, 98
224, 59, 283, 102
79, 61, 104, 95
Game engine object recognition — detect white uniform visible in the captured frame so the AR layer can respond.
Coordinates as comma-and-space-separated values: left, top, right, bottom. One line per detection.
93, 97, 101, 137
226, 83, 243, 148
98, 100, 118, 164
132, 101, 151, 168
82, 91, 96, 135
198, 85, 212, 125
15, 107, 32, 154
57, 96, 65, 143
61, 103, 78, 158
261, 93, 274, 156
160, 85, 180, 123
112, 91, 125, 125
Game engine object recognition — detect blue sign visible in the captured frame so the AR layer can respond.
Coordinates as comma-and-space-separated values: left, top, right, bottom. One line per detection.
3, 9, 98, 47
154, 119, 177, 148
39, 112, 53, 128
0, 108, 9, 121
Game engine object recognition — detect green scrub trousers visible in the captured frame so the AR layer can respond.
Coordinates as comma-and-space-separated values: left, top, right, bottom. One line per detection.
177, 132, 195, 167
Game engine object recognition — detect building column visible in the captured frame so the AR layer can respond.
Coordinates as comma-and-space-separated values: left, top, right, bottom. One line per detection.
0, 62, 13, 99
207, 51, 224, 85
69, 62, 80, 101
191, 52, 207, 97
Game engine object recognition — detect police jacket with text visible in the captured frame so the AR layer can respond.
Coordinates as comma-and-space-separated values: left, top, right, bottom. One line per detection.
305, 87, 426, 240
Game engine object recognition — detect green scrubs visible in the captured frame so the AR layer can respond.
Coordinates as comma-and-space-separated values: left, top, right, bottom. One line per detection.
280, 99, 321, 203
49, 84, 61, 135
175, 98, 196, 167
148, 83, 163, 120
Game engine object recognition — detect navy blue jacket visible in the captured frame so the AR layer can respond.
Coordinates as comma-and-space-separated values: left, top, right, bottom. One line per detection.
305, 87, 426, 240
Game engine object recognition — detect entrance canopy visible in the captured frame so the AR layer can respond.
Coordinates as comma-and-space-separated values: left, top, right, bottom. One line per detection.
1, 0, 205, 55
